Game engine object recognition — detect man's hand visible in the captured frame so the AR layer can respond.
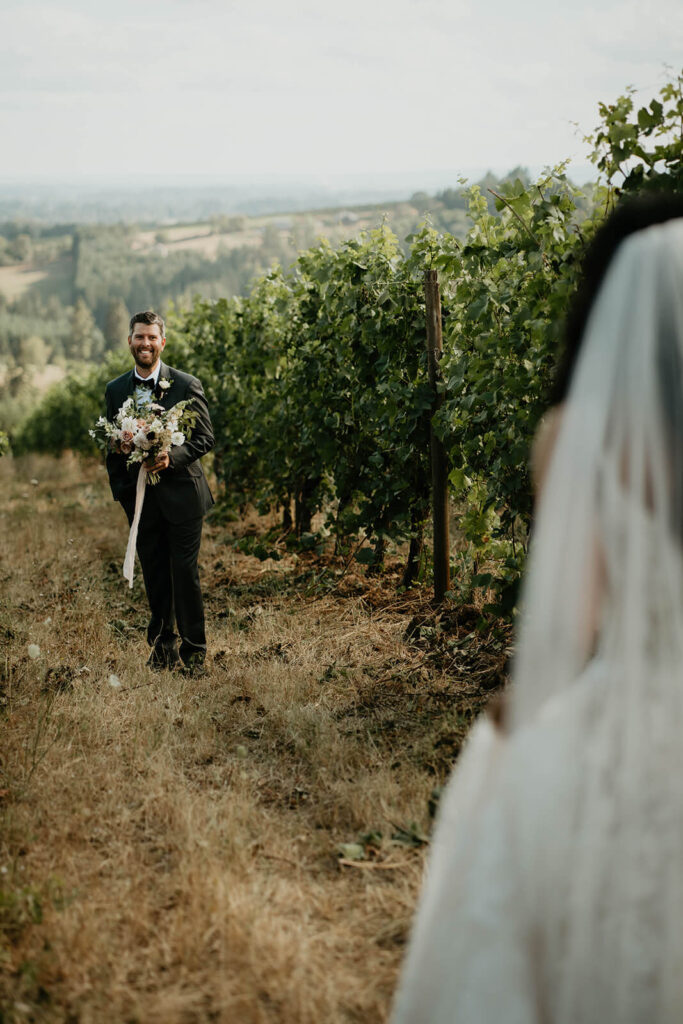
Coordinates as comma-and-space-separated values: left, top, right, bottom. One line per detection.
145, 452, 170, 474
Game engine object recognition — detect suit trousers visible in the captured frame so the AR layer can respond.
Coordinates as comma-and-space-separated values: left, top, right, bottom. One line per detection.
123, 484, 206, 663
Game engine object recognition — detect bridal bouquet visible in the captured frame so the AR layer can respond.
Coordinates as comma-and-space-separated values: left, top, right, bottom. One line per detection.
90, 394, 199, 587
90, 395, 197, 484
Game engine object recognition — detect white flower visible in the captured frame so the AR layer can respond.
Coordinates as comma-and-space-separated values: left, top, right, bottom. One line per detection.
27, 643, 41, 660
133, 430, 151, 449
159, 379, 171, 391
120, 416, 138, 436
108, 674, 122, 689
171, 432, 185, 446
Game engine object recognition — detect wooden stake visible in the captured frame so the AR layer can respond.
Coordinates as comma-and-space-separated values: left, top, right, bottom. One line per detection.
424, 269, 450, 602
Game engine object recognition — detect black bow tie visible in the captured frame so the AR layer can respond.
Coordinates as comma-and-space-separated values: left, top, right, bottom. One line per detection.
135, 378, 156, 391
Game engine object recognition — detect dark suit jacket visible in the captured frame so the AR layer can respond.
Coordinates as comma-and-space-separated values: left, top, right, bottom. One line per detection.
104, 361, 214, 523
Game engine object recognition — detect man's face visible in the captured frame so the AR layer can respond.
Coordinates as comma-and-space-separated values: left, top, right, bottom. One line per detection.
128, 322, 166, 373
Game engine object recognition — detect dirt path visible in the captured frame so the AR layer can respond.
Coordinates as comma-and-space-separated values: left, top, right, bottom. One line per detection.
0, 454, 506, 1023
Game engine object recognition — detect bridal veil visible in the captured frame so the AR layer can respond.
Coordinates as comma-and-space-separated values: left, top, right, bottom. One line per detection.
393, 214, 683, 1022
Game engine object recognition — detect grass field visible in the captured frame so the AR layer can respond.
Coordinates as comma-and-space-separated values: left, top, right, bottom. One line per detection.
0, 265, 49, 302
0, 454, 506, 1022
129, 211, 382, 260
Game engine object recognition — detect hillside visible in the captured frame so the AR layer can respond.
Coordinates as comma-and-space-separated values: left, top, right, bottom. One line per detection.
0, 176, 494, 438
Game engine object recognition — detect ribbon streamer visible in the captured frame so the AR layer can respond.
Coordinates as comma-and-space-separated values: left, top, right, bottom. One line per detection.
123, 466, 147, 588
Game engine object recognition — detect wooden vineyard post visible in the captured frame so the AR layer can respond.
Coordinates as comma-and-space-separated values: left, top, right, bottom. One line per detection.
424, 269, 450, 603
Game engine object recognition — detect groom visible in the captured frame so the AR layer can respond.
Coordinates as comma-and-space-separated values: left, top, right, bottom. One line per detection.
104, 311, 214, 672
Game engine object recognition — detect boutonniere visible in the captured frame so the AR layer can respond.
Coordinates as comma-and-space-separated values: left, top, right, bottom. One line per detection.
158, 378, 172, 392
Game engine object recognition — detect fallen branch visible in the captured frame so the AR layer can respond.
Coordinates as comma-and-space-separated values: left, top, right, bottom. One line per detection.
338, 858, 412, 871
259, 852, 301, 869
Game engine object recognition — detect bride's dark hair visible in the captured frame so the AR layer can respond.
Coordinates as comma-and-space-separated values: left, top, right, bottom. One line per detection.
552, 192, 683, 404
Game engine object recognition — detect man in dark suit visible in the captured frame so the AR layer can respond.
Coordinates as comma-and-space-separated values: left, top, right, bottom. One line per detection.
105, 311, 214, 672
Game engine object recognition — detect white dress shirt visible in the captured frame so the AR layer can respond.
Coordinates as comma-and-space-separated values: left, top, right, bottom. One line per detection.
133, 364, 161, 405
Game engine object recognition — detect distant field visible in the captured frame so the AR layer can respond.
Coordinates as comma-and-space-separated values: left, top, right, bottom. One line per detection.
129, 209, 382, 259
0, 201, 421, 313
164, 231, 263, 256
0, 363, 65, 393
33, 363, 66, 392
131, 224, 215, 249
0, 263, 49, 300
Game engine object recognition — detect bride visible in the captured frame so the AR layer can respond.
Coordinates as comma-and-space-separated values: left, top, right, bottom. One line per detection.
392, 195, 683, 1024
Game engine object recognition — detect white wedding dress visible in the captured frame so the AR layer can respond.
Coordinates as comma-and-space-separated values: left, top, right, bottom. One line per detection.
392, 218, 683, 1023
392, 653, 677, 1024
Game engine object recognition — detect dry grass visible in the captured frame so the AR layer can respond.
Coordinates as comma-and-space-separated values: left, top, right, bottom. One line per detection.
0, 455, 507, 1023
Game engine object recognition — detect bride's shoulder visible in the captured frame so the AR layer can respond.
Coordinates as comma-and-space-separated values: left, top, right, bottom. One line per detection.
488, 659, 610, 806
471, 658, 605, 758
436, 658, 608, 835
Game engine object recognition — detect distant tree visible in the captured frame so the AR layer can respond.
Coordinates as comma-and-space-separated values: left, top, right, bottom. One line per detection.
410, 191, 432, 214
9, 234, 33, 262
501, 165, 531, 186
18, 335, 49, 369
0, 366, 36, 434
211, 214, 247, 233
104, 298, 130, 351
67, 299, 103, 360
291, 216, 317, 251
45, 294, 66, 320
436, 188, 467, 210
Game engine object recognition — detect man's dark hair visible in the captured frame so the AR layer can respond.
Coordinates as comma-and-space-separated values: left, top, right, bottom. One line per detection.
129, 310, 165, 337
552, 192, 683, 403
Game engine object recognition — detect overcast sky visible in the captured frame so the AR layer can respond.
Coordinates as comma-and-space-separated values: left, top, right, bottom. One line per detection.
1, 0, 681, 185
